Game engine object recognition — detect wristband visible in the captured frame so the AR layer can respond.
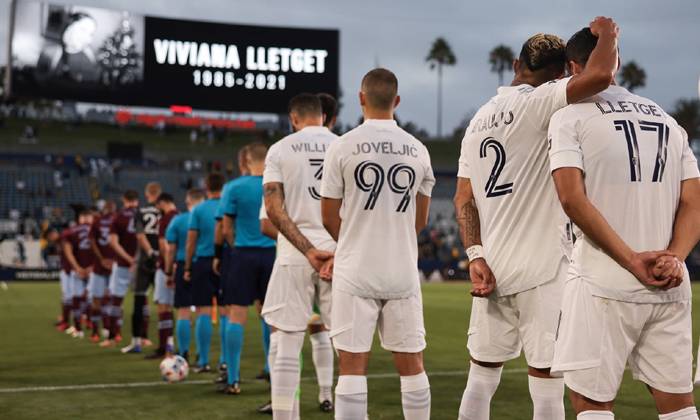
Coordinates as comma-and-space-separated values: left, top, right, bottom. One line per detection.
215, 244, 223, 259
466, 245, 485, 262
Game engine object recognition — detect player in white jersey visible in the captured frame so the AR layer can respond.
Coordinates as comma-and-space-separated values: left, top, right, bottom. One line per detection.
453, 17, 620, 420
261, 93, 337, 420
321, 68, 435, 420
548, 28, 700, 420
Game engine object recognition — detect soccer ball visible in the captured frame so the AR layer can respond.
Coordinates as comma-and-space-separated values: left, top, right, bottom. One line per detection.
159, 355, 189, 383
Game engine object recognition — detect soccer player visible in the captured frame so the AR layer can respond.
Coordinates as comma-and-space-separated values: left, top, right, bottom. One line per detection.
88, 199, 116, 343
63, 208, 95, 339
101, 190, 139, 347
318, 92, 339, 130
56, 225, 75, 332
147, 192, 178, 359
548, 28, 700, 420
185, 173, 224, 373
452, 18, 619, 420
262, 93, 338, 413
122, 182, 162, 354
320, 68, 435, 420
218, 143, 276, 394
165, 188, 205, 361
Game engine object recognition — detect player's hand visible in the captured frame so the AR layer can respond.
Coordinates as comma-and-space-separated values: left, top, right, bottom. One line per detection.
101, 258, 113, 270
305, 248, 334, 273
212, 258, 221, 276
469, 258, 496, 298
319, 257, 334, 282
78, 267, 89, 279
589, 16, 619, 39
626, 251, 674, 289
183, 269, 191, 282
652, 254, 684, 290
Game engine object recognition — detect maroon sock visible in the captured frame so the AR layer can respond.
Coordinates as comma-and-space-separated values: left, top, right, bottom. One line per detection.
142, 298, 150, 339
158, 311, 174, 351
62, 302, 71, 324
101, 296, 111, 331
110, 296, 123, 338
91, 306, 101, 335
72, 296, 82, 331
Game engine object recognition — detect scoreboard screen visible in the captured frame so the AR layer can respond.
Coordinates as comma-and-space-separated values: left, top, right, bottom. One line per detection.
9, 0, 339, 113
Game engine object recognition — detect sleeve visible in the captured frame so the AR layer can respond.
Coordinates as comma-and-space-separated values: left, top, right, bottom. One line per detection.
548, 107, 584, 172
165, 218, 178, 243
678, 125, 700, 180
525, 76, 571, 131
262, 145, 283, 185
320, 141, 344, 199
188, 207, 200, 231
419, 147, 436, 197
222, 184, 238, 217
133, 208, 145, 233
456, 129, 471, 179
259, 202, 268, 220
89, 220, 99, 240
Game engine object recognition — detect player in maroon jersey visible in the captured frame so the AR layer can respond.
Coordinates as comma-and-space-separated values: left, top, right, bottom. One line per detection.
100, 190, 139, 347
63, 208, 95, 339
88, 200, 117, 343
57, 225, 76, 332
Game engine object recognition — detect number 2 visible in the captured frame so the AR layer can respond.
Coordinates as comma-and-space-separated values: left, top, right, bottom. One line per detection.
479, 137, 513, 197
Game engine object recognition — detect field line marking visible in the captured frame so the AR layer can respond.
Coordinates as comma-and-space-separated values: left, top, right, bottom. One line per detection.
0, 368, 529, 394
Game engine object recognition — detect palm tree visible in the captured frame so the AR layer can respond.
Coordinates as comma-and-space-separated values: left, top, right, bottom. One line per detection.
489, 45, 514, 86
619, 61, 646, 92
426, 37, 456, 138
671, 98, 700, 142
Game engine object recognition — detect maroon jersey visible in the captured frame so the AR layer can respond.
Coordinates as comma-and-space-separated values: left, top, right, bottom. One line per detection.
158, 210, 178, 268
91, 212, 115, 276
67, 223, 94, 270
110, 207, 138, 267
59, 228, 73, 273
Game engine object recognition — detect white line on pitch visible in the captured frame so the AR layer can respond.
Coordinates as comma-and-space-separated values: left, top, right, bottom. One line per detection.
0, 368, 530, 394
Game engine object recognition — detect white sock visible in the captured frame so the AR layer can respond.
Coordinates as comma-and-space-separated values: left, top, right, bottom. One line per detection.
578, 411, 614, 419
458, 362, 503, 420
310, 331, 334, 403
401, 372, 431, 420
335, 375, 367, 420
271, 331, 304, 420
659, 407, 699, 420
528, 375, 565, 420
268, 332, 279, 379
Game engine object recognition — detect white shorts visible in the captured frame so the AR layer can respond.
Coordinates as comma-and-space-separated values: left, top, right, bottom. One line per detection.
109, 264, 132, 298
87, 272, 109, 300
70, 271, 87, 298
154, 269, 174, 306
262, 263, 331, 332
552, 278, 693, 402
330, 287, 426, 354
60, 270, 71, 302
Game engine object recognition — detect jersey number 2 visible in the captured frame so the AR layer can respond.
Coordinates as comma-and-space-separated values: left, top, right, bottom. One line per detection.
480, 137, 513, 197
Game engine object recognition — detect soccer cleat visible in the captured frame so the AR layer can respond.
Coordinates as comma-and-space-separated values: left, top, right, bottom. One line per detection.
99, 339, 115, 348
255, 370, 271, 382
257, 400, 273, 415
218, 363, 228, 373
192, 364, 211, 374
319, 400, 334, 412
144, 349, 166, 360
222, 382, 241, 395
214, 372, 227, 384
179, 351, 189, 363
114, 334, 123, 344
90, 333, 101, 343
120, 341, 142, 354
71, 330, 85, 339
56, 322, 69, 332
64, 326, 77, 335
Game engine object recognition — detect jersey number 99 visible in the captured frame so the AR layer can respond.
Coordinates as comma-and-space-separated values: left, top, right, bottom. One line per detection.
354, 161, 416, 212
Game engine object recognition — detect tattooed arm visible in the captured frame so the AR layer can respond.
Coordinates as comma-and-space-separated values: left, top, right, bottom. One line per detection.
264, 182, 332, 271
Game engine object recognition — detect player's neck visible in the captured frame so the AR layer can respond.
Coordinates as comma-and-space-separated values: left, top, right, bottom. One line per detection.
248, 163, 265, 176
363, 109, 394, 120
207, 192, 221, 199
294, 121, 323, 131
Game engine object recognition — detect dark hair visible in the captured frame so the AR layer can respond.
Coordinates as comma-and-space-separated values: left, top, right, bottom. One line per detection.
288, 93, 322, 118
518, 33, 566, 76
123, 190, 138, 201
246, 142, 268, 163
186, 188, 205, 202
566, 27, 598, 67
156, 192, 175, 203
206, 173, 224, 193
361, 68, 398, 110
317, 93, 338, 127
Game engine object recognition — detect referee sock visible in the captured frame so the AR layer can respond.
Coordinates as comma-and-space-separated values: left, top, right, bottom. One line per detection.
335, 375, 368, 420
458, 362, 502, 420
578, 411, 614, 419
271, 331, 304, 419
219, 315, 228, 367
195, 314, 212, 367
225, 322, 244, 384
401, 372, 431, 420
261, 319, 271, 373
659, 407, 699, 420
310, 331, 333, 402
528, 376, 565, 420
176, 319, 191, 356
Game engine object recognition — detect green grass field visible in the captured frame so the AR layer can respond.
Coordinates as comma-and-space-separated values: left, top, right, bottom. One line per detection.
1, 281, 698, 419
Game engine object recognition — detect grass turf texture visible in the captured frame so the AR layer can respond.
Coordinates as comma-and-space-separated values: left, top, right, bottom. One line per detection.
0, 281, 698, 419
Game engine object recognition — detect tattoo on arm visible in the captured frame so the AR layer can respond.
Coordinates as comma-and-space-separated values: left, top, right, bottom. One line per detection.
457, 198, 481, 248
264, 183, 314, 255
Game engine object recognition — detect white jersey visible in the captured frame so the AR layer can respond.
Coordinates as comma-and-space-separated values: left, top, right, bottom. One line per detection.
458, 78, 570, 296
548, 85, 700, 303
321, 119, 435, 299
263, 126, 337, 265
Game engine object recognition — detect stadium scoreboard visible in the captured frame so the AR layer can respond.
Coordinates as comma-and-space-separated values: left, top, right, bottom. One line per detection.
8, 1, 339, 113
